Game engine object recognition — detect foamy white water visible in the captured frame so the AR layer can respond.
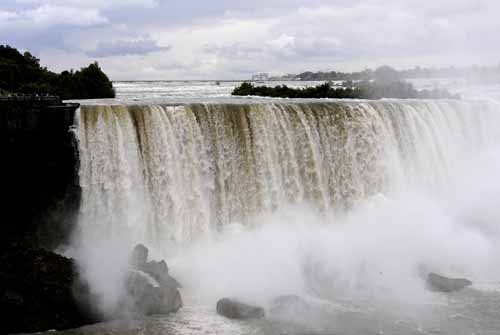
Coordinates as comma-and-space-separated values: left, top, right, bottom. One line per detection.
62, 82, 500, 335
76, 100, 499, 243
111, 80, 327, 101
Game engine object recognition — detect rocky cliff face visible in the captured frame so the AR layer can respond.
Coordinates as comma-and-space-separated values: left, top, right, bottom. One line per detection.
0, 244, 99, 334
0, 97, 80, 248
0, 98, 95, 333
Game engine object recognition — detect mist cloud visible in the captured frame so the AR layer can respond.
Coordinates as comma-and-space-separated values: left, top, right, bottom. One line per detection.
87, 39, 170, 58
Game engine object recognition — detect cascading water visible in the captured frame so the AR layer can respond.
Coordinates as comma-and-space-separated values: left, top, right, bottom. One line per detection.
70, 98, 500, 334
76, 100, 499, 245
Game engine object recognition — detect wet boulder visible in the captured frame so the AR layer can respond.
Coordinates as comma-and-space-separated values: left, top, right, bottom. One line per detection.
125, 270, 182, 315
130, 244, 148, 268
0, 245, 100, 334
126, 244, 183, 315
140, 260, 182, 288
426, 272, 472, 292
216, 298, 265, 319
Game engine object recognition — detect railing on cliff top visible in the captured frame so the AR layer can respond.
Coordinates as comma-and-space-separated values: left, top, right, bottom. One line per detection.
0, 95, 80, 110
0, 94, 62, 104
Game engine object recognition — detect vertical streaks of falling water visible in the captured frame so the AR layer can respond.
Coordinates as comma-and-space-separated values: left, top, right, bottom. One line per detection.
78, 105, 149, 241
77, 100, 500, 245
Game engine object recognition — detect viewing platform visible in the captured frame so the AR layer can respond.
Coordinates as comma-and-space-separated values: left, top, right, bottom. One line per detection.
0, 94, 62, 103
0, 94, 79, 109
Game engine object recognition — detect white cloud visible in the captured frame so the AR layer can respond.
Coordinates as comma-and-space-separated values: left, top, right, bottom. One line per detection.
2, 0, 500, 79
267, 34, 295, 50
0, 10, 19, 21
26, 4, 107, 26
14, 0, 159, 10
87, 38, 170, 57
0, 5, 107, 29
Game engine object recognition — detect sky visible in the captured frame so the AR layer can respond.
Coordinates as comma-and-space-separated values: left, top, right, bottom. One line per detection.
1, 0, 499, 80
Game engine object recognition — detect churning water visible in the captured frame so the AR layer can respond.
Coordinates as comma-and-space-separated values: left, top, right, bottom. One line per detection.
60, 83, 500, 335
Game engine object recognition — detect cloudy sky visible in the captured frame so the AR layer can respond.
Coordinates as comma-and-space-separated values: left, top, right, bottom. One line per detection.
1, 0, 499, 80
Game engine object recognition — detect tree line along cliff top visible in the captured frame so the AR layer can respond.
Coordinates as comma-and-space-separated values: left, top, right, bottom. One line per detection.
232, 81, 459, 100
242, 66, 461, 99
268, 64, 500, 83
0, 45, 115, 100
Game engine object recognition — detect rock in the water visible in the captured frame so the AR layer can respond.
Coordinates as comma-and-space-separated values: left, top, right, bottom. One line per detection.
216, 298, 265, 319
125, 271, 182, 315
130, 244, 149, 268
426, 272, 472, 292
140, 260, 182, 288
126, 244, 183, 315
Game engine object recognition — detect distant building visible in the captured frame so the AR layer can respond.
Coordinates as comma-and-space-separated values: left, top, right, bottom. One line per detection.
251, 73, 269, 81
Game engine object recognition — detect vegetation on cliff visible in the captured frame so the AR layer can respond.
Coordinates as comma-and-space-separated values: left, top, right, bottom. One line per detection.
0, 45, 115, 99
232, 81, 459, 100
268, 65, 408, 82
233, 82, 363, 99
269, 64, 500, 83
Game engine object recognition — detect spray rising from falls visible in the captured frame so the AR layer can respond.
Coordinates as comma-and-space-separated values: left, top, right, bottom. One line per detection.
76, 100, 499, 246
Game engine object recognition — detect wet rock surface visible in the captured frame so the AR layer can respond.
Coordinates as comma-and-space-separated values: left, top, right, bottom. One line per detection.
140, 260, 182, 289
130, 244, 148, 268
0, 244, 99, 334
0, 99, 80, 249
427, 272, 472, 292
216, 298, 265, 319
125, 271, 182, 315
126, 245, 183, 315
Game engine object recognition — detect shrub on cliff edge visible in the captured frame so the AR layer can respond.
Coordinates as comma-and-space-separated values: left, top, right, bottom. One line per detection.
0, 45, 115, 99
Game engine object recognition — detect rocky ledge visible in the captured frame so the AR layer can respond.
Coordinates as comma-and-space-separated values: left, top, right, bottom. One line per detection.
0, 244, 99, 334
426, 272, 472, 293
0, 244, 184, 334
216, 298, 265, 319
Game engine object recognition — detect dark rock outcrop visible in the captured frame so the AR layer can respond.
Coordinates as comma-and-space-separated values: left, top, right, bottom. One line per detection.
0, 97, 80, 249
129, 244, 180, 288
0, 244, 100, 334
125, 271, 182, 315
130, 244, 148, 268
126, 244, 183, 315
0, 97, 96, 334
216, 298, 265, 319
426, 272, 472, 292
140, 260, 182, 289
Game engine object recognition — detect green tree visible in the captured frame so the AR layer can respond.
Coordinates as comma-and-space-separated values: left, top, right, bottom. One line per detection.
0, 45, 115, 99
374, 65, 401, 83
74, 62, 115, 99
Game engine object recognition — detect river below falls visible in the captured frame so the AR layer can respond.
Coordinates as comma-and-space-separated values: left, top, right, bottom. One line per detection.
50, 288, 500, 335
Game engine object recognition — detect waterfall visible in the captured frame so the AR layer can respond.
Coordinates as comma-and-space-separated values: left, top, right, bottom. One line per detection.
76, 100, 500, 245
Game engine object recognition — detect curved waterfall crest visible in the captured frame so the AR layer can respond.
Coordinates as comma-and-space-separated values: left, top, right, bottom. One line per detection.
76, 100, 500, 244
